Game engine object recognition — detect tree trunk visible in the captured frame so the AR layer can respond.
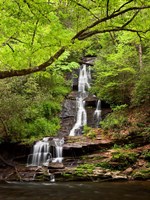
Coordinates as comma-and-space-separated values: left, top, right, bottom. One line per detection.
139, 43, 143, 70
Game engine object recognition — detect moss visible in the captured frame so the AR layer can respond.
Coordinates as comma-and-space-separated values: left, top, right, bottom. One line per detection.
132, 168, 150, 180
95, 161, 112, 169
111, 150, 137, 164
74, 164, 95, 177
61, 172, 72, 178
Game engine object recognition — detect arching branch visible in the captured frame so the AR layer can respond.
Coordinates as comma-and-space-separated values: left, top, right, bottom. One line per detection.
77, 28, 150, 40
0, 3, 150, 79
0, 47, 65, 79
72, 5, 150, 41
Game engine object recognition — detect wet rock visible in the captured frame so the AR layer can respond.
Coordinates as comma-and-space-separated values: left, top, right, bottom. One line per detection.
60, 99, 76, 118
48, 163, 64, 169
80, 57, 96, 66
112, 174, 127, 180
84, 95, 98, 107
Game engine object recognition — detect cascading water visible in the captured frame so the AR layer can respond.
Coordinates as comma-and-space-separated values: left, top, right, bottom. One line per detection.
52, 138, 64, 163
69, 64, 91, 136
27, 137, 64, 166
93, 100, 102, 127
27, 137, 51, 167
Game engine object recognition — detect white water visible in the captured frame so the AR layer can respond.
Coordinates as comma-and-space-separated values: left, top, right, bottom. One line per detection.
69, 64, 91, 136
27, 140, 51, 166
27, 138, 64, 166
94, 100, 102, 127
52, 138, 64, 163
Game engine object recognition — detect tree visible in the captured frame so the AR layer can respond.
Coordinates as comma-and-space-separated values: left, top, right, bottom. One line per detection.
0, 70, 70, 142
0, 0, 150, 79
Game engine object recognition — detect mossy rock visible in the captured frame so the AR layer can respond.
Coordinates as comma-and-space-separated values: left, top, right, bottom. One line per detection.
132, 168, 150, 180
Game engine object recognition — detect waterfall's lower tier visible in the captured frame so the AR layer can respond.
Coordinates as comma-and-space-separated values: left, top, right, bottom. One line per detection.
27, 137, 64, 167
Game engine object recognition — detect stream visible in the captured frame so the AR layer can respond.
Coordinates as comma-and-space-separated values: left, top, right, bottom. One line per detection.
0, 181, 150, 200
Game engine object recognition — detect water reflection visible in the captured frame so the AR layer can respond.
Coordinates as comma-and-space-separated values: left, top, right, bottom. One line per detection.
0, 181, 150, 200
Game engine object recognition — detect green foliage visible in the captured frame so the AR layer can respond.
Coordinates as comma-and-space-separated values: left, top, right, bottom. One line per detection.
86, 131, 97, 139
100, 107, 128, 130
75, 164, 95, 176
142, 150, 150, 161
91, 32, 138, 105
0, 0, 150, 145
0, 71, 70, 143
132, 168, 150, 180
132, 66, 150, 105
113, 143, 135, 150
83, 125, 96, 139
95, 162, 112, 169
83, 125, 92, 134
111, 150, 137, 165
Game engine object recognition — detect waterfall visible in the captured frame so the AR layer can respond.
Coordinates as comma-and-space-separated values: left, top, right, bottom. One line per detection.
52, 138, 64, 163
69, 64, 91, 136
93, 100, 102, 127
27, 140, 51, 166
27, 137, 64, 166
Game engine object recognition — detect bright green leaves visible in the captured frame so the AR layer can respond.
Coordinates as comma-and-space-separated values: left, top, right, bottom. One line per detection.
91, 31, 138, 105
0, 0, 72, 72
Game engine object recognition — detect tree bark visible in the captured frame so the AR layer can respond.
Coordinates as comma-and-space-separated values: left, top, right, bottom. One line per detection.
0, 47, 65, 79
138, 43, 143, 69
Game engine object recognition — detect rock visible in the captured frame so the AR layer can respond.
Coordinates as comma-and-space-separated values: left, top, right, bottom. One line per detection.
112, 174, 127, 180
80, 56, 96, 66
48, 163, 64, 169
123, 167, 133, 175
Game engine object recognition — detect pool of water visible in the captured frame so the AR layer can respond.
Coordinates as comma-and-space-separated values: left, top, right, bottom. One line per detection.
0, 181, 150, 200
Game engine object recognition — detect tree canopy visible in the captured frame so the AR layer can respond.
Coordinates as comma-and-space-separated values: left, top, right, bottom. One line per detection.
0, 0, 150, 78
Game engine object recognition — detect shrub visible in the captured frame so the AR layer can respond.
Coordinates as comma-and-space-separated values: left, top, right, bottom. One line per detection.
132, 66, 150, 105
111, 150, 137, 165
100, 112, 128, 130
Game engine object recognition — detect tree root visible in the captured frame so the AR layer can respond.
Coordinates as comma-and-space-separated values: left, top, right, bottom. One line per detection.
0, 155, 23, 182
